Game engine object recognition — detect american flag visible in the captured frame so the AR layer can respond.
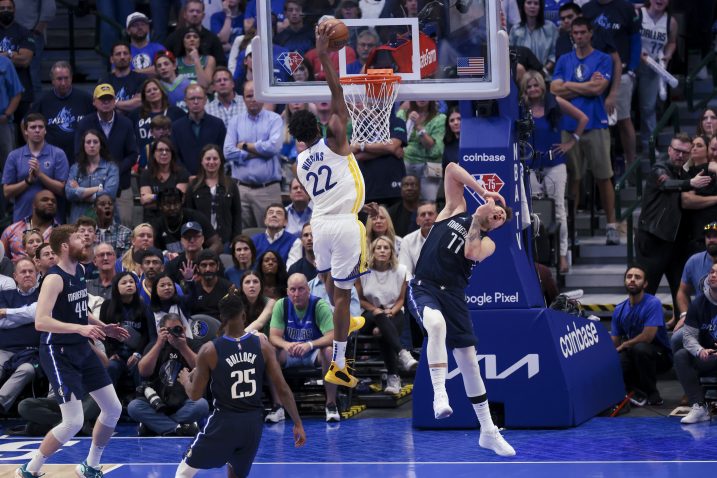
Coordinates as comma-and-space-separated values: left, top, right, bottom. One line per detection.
457, 57, 485, 76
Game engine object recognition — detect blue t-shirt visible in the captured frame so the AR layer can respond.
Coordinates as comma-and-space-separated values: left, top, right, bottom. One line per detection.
552, 49, 612, 131
611, 293, 671, 353
244, 0, 284, 21
130, 42, 167, 71
531, 115, 566, 170
210, 11, 244, 45
0, 55, 23, 114
681, 251, 713, 294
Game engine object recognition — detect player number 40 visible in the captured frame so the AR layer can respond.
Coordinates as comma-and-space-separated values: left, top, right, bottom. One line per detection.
231, 369, 256, 398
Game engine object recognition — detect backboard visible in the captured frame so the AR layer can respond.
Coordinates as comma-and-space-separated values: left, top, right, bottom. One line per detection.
251, 0, 510, 103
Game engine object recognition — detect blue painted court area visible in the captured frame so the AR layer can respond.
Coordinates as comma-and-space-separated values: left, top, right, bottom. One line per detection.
0, 417, 716, 477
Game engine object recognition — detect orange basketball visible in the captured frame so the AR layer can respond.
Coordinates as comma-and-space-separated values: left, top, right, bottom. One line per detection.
325, 19, 349, 51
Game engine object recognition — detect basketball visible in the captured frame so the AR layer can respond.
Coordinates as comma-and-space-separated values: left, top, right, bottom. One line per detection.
325, 19, 349, 51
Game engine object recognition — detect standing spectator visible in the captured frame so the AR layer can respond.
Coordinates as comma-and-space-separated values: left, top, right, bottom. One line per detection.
165, 0, 227, 66
185, 145, 242, 246
87, 242, 117, 301
3, 113, 68, 223
171, 84, 227, 176
94, 193, 131, 257
0, 53, 22, 177
366, 205, 402, 253
210, 0, 244, 55
442, 106, 460, 171
126, 12, 166, 77
75, 84, 139, 227
95, 0, 135, 57
611, 265, 672, 406
509, 0, 559, 75
551, 18, 619, 245
284, 178, 312, 236
274, 0, 315, 55
387, 175, 421, 237
224, 80, 283, 228
681, 135, 717, 255
0, 0, 35, 132
185, 249, 232, 319
637, 0, 676, 155
204, 67, 246, 129
176, 27, 216, 89
1, 190, 59, 261
139, 137, 190, 221
256, 250, 288, 300
252, 204, 301, 265
696, 107, 717, 137
225, 235, 256, 287
398, 201, 437, 278
99, 42, 147, 113
30, 61, 94, 166
14, 0, 56, 98
154, 51, 191, 111
397, 101, 445, 201
149, 0, 184, 44
65, 130, 120, 224
287, 222, 317, 281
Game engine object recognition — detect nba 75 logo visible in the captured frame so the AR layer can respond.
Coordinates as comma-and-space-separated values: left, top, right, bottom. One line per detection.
278, 52, 304, 76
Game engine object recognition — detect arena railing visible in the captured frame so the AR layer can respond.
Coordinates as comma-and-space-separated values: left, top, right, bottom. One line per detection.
56, 0, 123, 61
685, 50, 717, 112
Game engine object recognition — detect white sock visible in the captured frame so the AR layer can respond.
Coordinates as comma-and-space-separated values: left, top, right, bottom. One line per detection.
473, 400, 495, 431
176, 460, 200, 477
429, 366, 447, 395
86, 443, 105, 468
26, 451, 48, 473
332, 340, 347, 368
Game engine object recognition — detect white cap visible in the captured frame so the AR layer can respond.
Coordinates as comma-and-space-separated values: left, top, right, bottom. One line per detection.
126, 12, 150, 28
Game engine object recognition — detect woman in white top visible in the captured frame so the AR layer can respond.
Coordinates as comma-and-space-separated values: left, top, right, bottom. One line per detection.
358, 236, 416, 395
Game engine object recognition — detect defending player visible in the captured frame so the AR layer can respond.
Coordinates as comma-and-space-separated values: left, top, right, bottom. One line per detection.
175, 290, 306, 478
288, 20, 376, 388
406, 162, 516, 457
16, 225, 129, 478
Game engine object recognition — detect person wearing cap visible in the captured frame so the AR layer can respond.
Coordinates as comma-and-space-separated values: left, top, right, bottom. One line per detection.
164, 0, 226, 67
75, 82, 139, 227
30, 61, 94, 166
126, 12, 166, 77
166, 221, 211, 286
184, 249, 231, 319
99, 42, 147, 113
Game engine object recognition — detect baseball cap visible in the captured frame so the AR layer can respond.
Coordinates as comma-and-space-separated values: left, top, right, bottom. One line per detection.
93, 84, 115, 99
126, 12, 151, 28
705, 222, 717, 235
181, 222, 203, 236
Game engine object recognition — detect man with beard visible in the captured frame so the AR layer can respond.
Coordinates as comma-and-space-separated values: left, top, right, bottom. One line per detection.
388, 175, 421, 237
94, 193, 131, 257
611, 264, 672, 407
16, 225, 128, 478
185, 250, 231, 319
99, 42, 147, 113
166, 222, 224, 286
288, 223, 317, 281
126, 12, 165, 77
138, 247, 173, 306
1, 189, 60, 260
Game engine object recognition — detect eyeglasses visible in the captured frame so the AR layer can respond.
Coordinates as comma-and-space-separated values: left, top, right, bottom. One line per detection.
156, 148, 171, 154
669, 145, 691, 156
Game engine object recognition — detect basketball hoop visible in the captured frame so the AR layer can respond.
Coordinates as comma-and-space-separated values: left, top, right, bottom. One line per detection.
340, 69, 401, 144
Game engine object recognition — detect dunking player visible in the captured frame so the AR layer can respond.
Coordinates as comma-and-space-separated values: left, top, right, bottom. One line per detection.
407, 162, 516, 456
16, 225, 129, 478
175, 290, 306, 477
288, 20, 377, 388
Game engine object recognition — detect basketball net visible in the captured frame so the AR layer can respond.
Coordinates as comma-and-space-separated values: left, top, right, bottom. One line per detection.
340, 69, 401, 144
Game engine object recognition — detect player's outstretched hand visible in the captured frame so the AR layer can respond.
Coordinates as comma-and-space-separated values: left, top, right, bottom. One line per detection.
79, 324, 106, 341
293, 424, 306, 447
104, 323, 130, 341
362, 202, 380, 218
315, 21, 330, 55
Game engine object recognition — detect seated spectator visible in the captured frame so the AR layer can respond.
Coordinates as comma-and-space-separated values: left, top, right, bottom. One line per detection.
139, 138, 190, 222
398, 201, 437, 278
128, 313, 209, 436
18, 230, 43, 264
290, 60, 314, 82
0, 53, 22, 173
65, 130, 120, 224
397, 101, 445, 201
358, 236, 415, 394
256, 250, 288, 300
210, 0, 245, 55
285, 178, 312, 236
240, 270, 276, 334
130, 79, 185, 170
269, 273, 341, 422
100, 42, 147, 113
166, 221, 212, 286
243, 0, 286, 33
0, 259, 41, 415
126, 12, 166, 77
185, 145, 242, 246
1, 190, 59, 261
185, 250, 232, 318
508, 0, 558, 75
696, 107, 717, 137
117, 223, 155, 277
611, 265, 672, 406
674, 262, 717, 424
288, 223, 317, 281
225, 235, 256, 287
366, 205, 402, 253
3, 113, 68, 223
138, 115, 174, 171
387, 175, 420, 237
76, 216, 99, 281
155, 51, 191, 111
205, 67, 246, 128
137, 247, 167, 305
307, 274, 362, 318
150, 188, 223, 255
87, 243, 117, 301
33, 243, 56, 280
177, 27, 216, 89
252, 204, 301, 265
274, 1, 315, 55
171, 84, 227, 176
94, 193, 132, 257
148, 272, 194, 338
303, 41, 356, 81
165, 0, 226, 67
100, 271, 151, 393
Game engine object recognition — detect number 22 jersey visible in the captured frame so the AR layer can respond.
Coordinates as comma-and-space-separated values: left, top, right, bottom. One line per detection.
296, 138, 365, 218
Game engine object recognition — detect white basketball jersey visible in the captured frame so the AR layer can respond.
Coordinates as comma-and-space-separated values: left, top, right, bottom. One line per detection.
640, 7, 669, 61
296, 138, 365, 218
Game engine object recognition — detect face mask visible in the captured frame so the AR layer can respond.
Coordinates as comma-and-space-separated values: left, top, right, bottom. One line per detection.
0, 12, 14, 25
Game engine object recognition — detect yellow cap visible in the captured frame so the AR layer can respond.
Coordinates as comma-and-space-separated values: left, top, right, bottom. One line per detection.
93, 83, 116, 99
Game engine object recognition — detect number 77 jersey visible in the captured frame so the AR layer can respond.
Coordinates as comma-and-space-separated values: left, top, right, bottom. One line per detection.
296, 138, 365, 218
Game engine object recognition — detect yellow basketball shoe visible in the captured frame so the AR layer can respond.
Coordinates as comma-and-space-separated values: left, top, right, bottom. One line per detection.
325, 361, 358, 388
348, 316, 365, 334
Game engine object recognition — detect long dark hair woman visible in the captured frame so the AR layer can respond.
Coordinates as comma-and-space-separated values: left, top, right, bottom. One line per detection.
148, 272, 194, 340
238, 270, 276, 334
139, 137, 190, 221
255, 250, 288, 300
185, 145, 242, 246
225, 234, 256, 287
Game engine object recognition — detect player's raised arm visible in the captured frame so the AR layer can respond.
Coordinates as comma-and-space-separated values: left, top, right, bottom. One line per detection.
316, 21, 349, 153
441, 163, 506, 219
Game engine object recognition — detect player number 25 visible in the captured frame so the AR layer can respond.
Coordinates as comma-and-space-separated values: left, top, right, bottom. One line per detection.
230, 369, 257, 399
306, 165, 337, 197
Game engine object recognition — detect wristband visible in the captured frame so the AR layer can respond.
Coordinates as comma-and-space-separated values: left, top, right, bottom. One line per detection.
418, 129, 427, 137
360, 142, 365, 152
572, 133, 580, 142
308, 341, 314, 351
133, 352, 142, 359
680, 312, 687, 319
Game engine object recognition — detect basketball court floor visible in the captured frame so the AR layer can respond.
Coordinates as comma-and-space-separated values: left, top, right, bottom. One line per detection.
0, 415, 715, 477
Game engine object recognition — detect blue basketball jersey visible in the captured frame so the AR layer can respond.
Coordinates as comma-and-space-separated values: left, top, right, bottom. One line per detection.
211, 333, 265, 413
414, 212, 476, 290
42, 264, 89, 345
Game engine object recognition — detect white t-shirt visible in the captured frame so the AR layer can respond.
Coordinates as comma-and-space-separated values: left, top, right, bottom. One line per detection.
360, 264, 408, 309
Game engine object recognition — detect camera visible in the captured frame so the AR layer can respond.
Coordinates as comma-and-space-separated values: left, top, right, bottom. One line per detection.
168, 325, 184, 338
137, 383, 167, 412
